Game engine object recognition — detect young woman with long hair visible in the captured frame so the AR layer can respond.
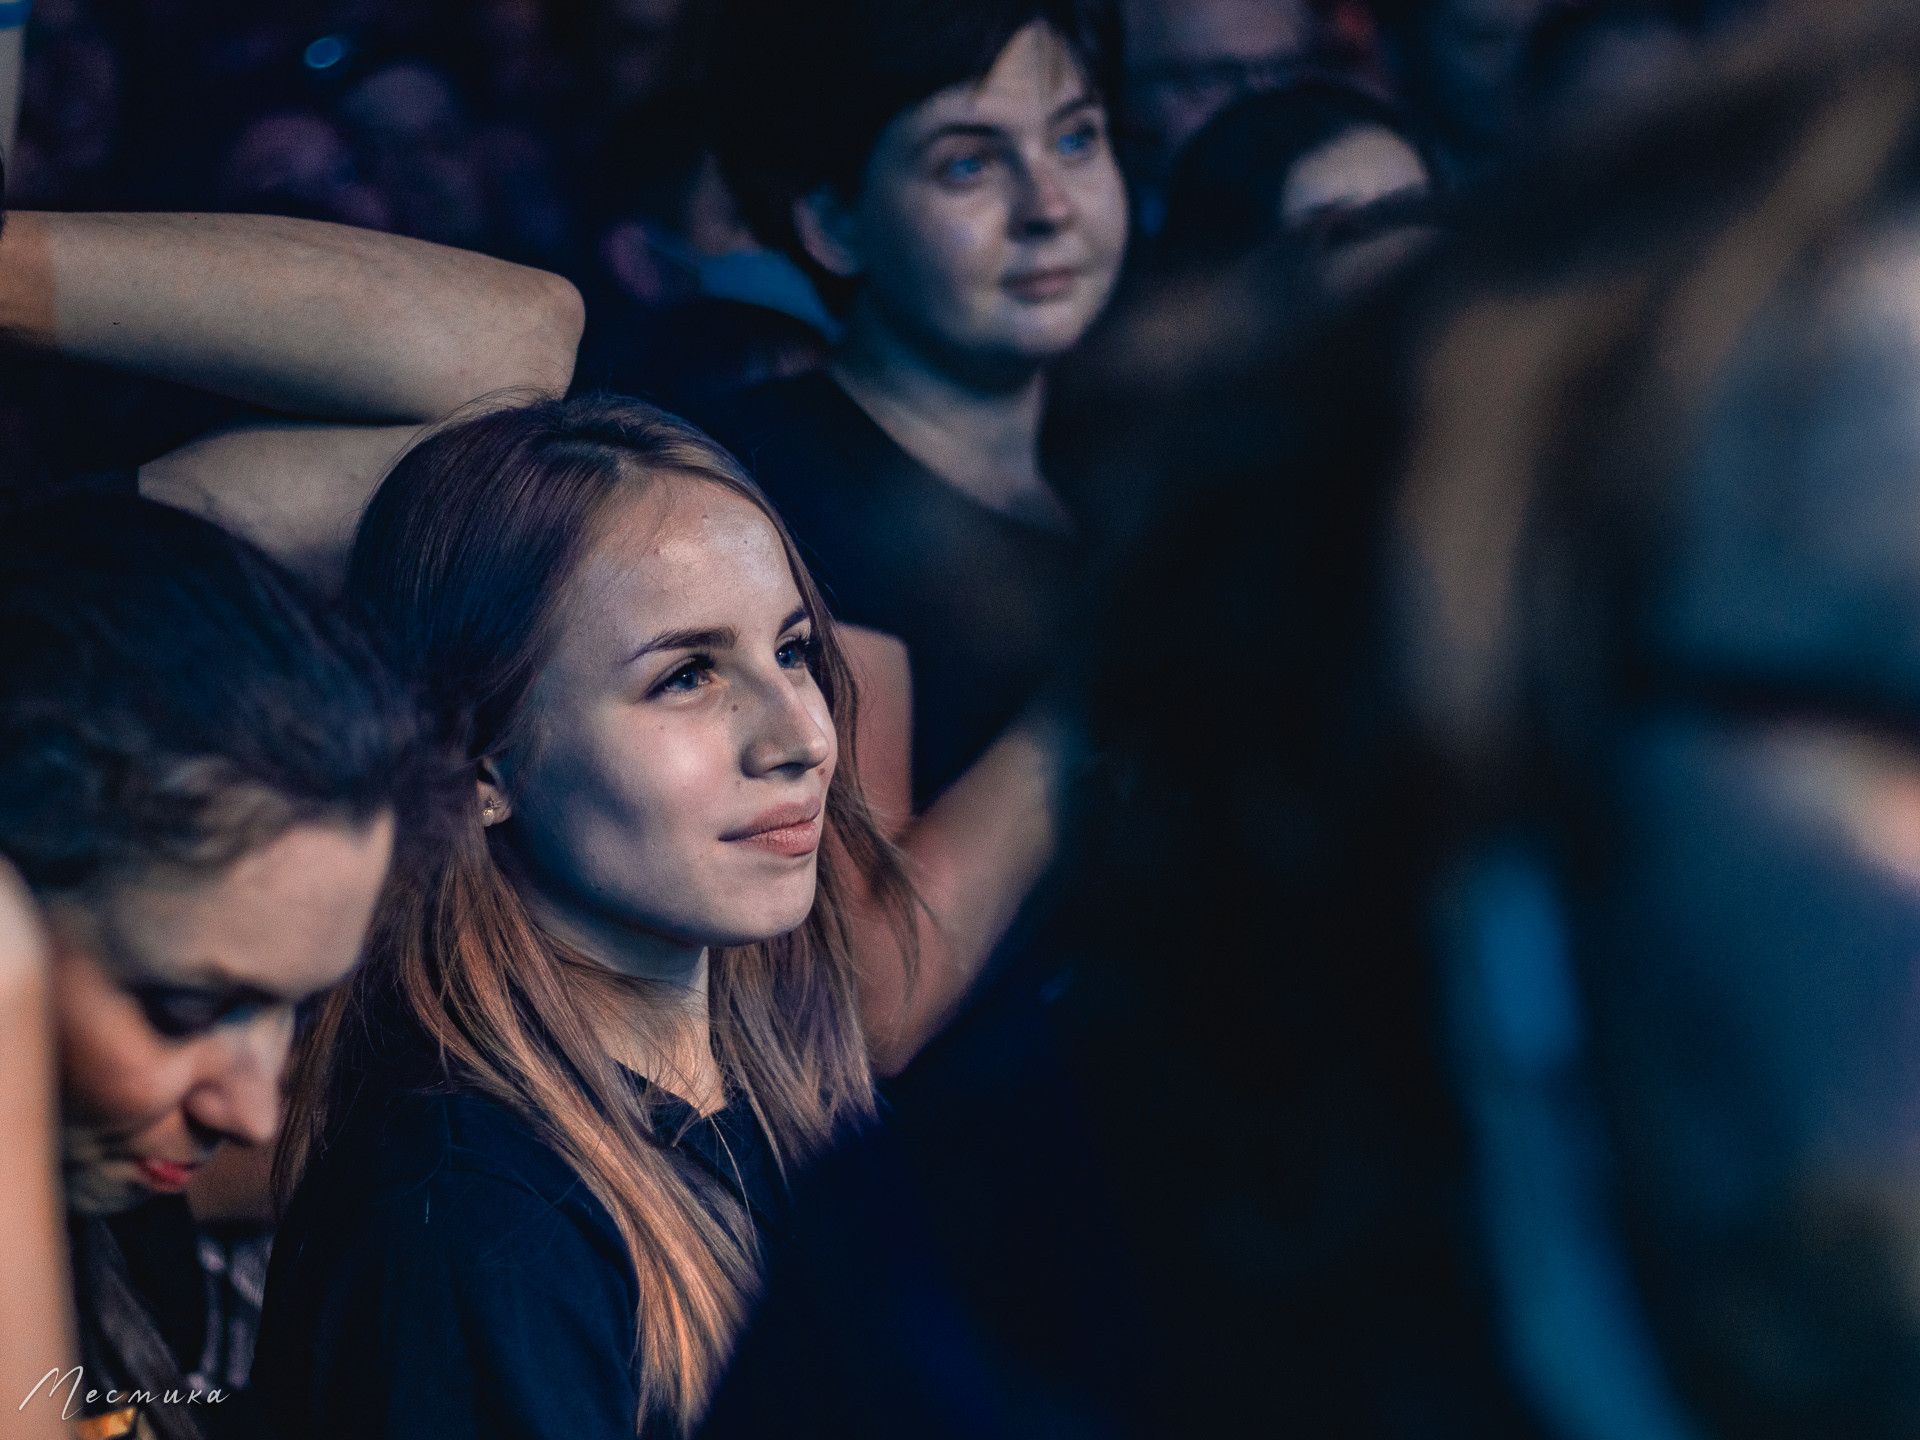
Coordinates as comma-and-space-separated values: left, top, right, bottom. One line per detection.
255, 392, 1049, 1439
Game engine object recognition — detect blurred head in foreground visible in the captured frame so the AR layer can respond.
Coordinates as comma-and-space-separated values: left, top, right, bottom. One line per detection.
1399, 5, 1920, 1434
1156, 78, 1438, 291
0, 499, 412, 1220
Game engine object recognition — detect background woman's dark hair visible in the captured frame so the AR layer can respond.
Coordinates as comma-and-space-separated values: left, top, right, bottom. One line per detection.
1156, 78, 1435, 274
707, 0, 1122, 303
0, 495, 419, 897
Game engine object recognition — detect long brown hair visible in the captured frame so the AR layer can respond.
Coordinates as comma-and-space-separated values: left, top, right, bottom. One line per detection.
278, 394, 915, 1433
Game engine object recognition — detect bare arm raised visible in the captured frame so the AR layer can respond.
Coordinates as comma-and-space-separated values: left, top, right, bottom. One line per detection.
0, 212, 584, 585
839, 627, 1064, 1077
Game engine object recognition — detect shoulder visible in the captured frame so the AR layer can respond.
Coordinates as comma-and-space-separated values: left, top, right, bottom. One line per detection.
258, 1086, 642, 1440
280, 1085, 625, 1267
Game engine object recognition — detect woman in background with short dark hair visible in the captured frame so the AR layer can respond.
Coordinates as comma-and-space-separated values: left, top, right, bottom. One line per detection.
703, 0, 1127, 816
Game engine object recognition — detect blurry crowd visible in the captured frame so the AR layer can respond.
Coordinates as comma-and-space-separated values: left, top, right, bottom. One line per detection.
0, 0, 1767, 477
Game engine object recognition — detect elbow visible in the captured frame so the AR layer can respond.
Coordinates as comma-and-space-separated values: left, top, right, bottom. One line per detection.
450, 267, 584, 410
512, 269, 586, 397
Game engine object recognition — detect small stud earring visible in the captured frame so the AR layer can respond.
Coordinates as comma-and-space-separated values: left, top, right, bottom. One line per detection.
481, 799, 501, 825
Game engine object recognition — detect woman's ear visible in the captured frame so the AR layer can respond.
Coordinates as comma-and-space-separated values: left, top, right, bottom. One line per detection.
792, 187, 864, 279
476, 758, 513, 828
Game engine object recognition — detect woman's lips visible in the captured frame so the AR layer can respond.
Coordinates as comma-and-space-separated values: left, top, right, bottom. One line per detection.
722, 802, 823, 858
135, 1158, 201, 1193
1004, 267, 1079, 302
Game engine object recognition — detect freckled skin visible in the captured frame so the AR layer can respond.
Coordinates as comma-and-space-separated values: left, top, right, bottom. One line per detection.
47, 817, 393, 1215
491, 478, 836, 965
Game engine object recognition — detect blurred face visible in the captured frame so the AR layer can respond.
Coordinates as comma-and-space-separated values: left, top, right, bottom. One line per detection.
1408, 0, 1549, 152
809, 21, 1128, 386
492, 478, 835, 966
47, 816, 392, 1215
1280, 124, 1429, 229
1561, 228, 1920, 1432
1122, 0, 1313, 157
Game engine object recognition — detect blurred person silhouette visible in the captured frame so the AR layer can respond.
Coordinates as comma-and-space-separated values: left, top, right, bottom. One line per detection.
572, 92, 833, 410
1397, 4, 1920, 1435
0, 206, 579, 1440
215, 111, 392, 229
705, 0, 1128, 816
1520, 1, 1698, 136
1373, 0, 1563, 181
336, 62, 487, 250
1116, 0, 1319, 232
1154, 77, 1438, 288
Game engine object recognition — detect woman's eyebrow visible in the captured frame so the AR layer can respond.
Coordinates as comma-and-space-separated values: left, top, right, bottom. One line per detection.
1051, 93, 1100, 125
625, 626, 738, 665
916, 94, 1099, 152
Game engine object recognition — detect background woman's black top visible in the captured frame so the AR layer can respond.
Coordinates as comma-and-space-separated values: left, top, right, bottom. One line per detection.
694, 372, 1081, 809
253, 1076, 785, 1440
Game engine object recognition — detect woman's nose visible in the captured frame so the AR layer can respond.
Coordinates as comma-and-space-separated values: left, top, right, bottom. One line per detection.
743, 676, 834, 778
1013, 154, 1076, 237
183, 1012, 292, 1149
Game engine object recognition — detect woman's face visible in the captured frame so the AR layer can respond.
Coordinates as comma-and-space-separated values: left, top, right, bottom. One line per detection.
492, 478, 836, 967
46, 816, 393, 1215
813, 20, 1129, 383
1280, 123, 1430, 229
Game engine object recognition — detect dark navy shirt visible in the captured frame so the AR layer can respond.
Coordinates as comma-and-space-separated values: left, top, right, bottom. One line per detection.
254, 1077, 784, 1440
694, 372, 1081, 808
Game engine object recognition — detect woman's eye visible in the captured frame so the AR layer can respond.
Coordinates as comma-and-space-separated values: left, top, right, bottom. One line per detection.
777, 634, 819, 671
1058, 122, 1102, 160
133, 986, 270, 1040
655, 656, 714, 695
936, 149, 991, 185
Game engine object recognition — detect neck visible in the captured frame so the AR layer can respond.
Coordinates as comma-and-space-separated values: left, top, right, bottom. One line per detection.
830, 298, 1073, 533
519, 883, 726, 1114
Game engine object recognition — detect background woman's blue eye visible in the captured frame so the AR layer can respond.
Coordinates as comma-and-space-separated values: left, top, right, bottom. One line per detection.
1059, 124, 1098, 158
941, 153, 987, 182
778, 635, 819, 669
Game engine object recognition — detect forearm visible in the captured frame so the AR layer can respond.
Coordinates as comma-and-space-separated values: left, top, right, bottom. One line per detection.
0, 211, 583, 420
0, 867, 76, 1440
861, 717, 1062, 1076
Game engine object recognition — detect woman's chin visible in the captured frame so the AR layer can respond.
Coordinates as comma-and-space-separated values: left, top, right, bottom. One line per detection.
63, 1159, 154, 1216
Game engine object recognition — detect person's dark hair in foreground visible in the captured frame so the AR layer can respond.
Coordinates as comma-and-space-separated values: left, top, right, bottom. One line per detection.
1399, 2, 1920, 1435
258, 394, 919, 1440
0, 496, 415, 1440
